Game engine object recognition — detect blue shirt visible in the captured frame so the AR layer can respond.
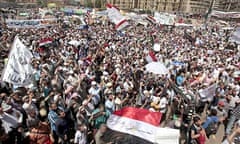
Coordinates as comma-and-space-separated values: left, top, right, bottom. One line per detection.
202, 116, 219, 129
48, 110, 59, 131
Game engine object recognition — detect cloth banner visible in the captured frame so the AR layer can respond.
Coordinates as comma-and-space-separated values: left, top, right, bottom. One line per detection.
211, 10, 240, 19
1, 36, 33, 86
199, 83, 217, 101
106, 4, 129, 31
154, 12, 176, 25
6, 19, 57, 28
107, 107, 180, 144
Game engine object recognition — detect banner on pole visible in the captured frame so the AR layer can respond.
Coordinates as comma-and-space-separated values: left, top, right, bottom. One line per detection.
106, 4, 129, 31
1, 36, 33, 86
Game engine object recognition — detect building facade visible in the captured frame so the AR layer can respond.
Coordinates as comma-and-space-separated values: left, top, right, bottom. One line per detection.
106, 0, 239, 14
107, 0, 213, 14
213, 0, 240, 12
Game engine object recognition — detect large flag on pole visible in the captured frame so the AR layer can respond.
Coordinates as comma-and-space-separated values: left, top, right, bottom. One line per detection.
106, 3, 129, 31
1, 36, 33, 86
107, 107, 180, 144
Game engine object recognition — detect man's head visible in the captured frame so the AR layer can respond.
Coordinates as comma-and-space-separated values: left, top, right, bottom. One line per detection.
50, 103, 57, 111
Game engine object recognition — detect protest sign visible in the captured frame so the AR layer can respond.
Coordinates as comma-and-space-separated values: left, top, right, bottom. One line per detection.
154, 12, 176, 25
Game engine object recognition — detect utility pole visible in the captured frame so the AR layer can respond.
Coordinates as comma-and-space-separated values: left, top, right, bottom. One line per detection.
205, 0, 215, 22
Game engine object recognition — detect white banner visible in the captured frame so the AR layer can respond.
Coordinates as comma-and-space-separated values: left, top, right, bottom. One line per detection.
211, 10, 240, 19
154, 12, 176, 25
1, 36, 33, 86
106, 4, 129, 30
6, 18, 57, 28
199, 83, 217, 101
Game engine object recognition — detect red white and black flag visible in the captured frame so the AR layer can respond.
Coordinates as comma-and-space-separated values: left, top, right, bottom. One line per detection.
39, 38, 53, 47
106, 3, 129, 31
106, 107, 180, 144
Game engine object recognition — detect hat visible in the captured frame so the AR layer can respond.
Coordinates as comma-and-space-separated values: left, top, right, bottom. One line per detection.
106, 82, 112, 87
218, 101, 225, 107
39, 108, 47, 117
1, 102, 12, 112
91, 81, 97, 85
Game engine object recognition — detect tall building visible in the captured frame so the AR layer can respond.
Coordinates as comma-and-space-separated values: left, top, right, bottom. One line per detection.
213, 0, 240, 12
107, 0, 134, 9
107, 0, 213, 14
184, 0, 211, 14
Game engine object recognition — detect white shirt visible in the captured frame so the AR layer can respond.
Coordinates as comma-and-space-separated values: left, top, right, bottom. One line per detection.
74, 130, 87, 144
123, 81, 133, 92
230, 95, 240, 109
105, 99, 115, 112
159, 97, 168, 113
88, 86, 101, 96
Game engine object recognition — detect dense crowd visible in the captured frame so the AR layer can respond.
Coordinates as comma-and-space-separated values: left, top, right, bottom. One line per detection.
0, 7, 240, 144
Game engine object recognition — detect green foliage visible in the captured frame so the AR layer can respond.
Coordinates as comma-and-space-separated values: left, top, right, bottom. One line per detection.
37, 0, 47, 7
85, 0, 93, 8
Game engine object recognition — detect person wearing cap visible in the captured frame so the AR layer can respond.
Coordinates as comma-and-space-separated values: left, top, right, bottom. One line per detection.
88, 81, 101, 106
214, 101, 228, 130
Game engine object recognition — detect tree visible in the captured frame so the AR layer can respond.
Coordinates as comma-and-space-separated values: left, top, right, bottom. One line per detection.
37, 0, 47, 7
85, 0, 93, 8
95, 0, 102, 8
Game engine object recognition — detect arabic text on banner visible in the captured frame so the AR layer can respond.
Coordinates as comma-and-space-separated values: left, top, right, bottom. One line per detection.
1, 36, 33, 86
6, 19, 57, 28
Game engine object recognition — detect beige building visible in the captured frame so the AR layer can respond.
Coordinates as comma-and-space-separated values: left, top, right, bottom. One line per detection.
107, 0, 213, 14
213, 0, 240, 12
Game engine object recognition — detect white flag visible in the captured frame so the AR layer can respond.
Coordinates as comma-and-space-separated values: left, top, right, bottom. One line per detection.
1, 36, 33, 86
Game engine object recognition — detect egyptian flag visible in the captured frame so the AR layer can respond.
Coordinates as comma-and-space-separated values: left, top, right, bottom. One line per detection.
146, 15, 156, 24
106, 3, 129, 31
106, 107, 180, 144
39, 38, 53, 47
146, 50, 158, 63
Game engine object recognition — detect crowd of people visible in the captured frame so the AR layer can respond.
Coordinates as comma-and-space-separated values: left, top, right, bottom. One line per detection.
0, 6, 240, 144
